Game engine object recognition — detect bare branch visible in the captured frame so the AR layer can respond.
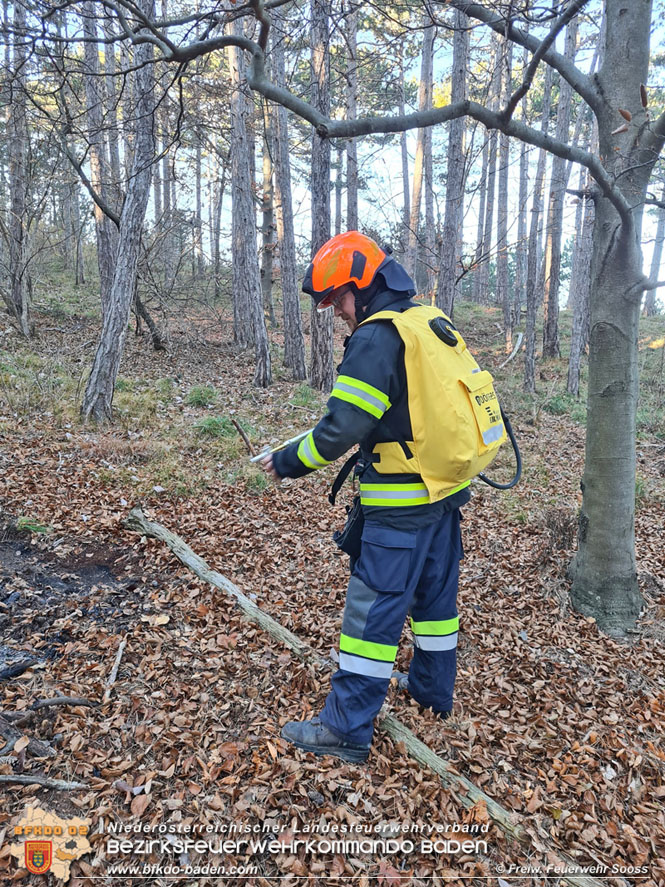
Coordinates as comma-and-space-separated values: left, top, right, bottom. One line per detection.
502, 0, 588, 122
444, 0, 600, 114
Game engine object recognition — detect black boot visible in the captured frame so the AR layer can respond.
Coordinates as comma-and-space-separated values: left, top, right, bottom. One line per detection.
281, 716, 370, 763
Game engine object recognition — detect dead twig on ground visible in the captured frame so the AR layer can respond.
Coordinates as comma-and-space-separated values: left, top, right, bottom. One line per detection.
103, 637, 127, 704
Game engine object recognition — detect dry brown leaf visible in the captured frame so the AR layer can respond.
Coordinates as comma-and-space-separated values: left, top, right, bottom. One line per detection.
130, 794, 150, 816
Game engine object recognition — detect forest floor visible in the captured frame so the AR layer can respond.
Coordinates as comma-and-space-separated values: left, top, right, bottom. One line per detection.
0, 294, 664, 887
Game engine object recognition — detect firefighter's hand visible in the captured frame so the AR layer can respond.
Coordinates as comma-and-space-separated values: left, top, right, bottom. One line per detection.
260, 453, 280, 481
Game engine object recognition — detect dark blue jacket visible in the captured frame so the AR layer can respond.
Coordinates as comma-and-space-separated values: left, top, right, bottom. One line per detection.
273, 288, 470, 527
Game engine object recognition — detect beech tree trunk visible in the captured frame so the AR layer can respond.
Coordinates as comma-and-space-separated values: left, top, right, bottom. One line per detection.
569, 0, 657, 634
438, 9, 469, 317
542, 19, 578, 359
309, 0, 334, 392
523, 66, 552, 393
81, 0, 156, 423
227, 19, 271, 386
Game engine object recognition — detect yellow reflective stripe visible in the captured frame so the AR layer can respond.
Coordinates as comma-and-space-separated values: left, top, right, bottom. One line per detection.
340, 633, 397, 663
331, 375, 391, 419
296, 432, 332, 470
411, 616, 459, 636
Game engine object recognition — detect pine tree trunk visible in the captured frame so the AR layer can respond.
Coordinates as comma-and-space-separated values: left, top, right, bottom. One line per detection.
261, 98, 276, 327
82, 1, 117, 313
496, 38, 513, 351
472, 135, 489, 304
644, 184, 665, 316
405, 17, 434, 282
309, 0, 334, 392
477, 36, 501, 305
567, 176, 593, 396
227, 20, 271, 387
80, 0, 156, 423
345, 0, 358, 231
513, 41, 529, 330
398, 47, 410, 251
437, 9, 469, 317
334, 144, 343, 235
542, 20, 578, 359
212, 150, 226, 301
6, 0, 31, 336
272, 15, 306, 381
523, 66, 552, 393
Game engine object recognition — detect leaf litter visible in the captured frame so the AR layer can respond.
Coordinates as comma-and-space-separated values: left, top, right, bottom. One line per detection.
0, 308, 663, 886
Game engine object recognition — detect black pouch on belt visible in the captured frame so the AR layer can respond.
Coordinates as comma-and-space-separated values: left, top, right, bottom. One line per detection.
333, 494, 364, 561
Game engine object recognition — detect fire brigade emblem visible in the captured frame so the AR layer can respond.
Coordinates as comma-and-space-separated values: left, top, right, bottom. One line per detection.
25, 840, 52, 874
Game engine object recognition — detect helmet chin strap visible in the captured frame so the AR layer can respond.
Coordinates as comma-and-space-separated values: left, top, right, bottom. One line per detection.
353, 292, 367, 325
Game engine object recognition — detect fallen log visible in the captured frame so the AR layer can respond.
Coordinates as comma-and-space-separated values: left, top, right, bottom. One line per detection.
122, 505, 621, 887
0, 774, 87, 790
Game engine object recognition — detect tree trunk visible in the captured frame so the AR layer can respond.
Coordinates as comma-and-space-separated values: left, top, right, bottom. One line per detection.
437, 9, 469, 317
345, 0, 358, 231
472, 132, 489, 304
477, 36, 501, 305
513, 40, 530, 331
644, 183, 665, 316
82, 1, 117, 313
523, 66, 552, 393
81, 0, 156, 423
261, 98, 276, 327
542, 19, 578, 359
496, 38, 513, 351
567, 176, 593, 396
405, 17, 435, 282
6, 0, 31, 336
227, 20, 271, 387
398, 45, 410, 252
309, 0, 334, 392
272, 14, 306, 381
334, 144, 343, 235
212, 149, 226, 301
570, 0, 654, 634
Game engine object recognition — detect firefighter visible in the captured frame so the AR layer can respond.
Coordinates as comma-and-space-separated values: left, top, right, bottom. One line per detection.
261, 231, 472, 763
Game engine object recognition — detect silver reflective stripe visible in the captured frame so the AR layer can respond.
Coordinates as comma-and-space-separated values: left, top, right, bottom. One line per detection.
334, 380, 388, 415
413, 632, 458, 651
360, 488, 428, 501
482, 424, 504, 445
339, 652, 394, 679
299, 434, 329, 468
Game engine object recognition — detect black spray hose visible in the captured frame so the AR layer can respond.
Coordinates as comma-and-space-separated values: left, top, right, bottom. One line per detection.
478, 408, 522, 490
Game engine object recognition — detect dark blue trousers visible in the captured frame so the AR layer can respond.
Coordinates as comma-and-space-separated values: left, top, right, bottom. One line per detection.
320, 509, 462, 744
